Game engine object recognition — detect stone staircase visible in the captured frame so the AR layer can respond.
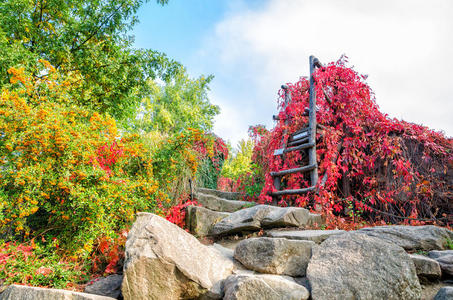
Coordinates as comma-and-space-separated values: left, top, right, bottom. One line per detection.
186, 187, 324, 238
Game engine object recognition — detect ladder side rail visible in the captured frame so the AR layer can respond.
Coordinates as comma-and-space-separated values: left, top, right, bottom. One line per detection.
273, 85, 292, 200
308, 55, 319, 187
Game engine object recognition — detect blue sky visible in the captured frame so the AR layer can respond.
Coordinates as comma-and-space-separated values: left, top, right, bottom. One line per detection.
133, 0, 453, 145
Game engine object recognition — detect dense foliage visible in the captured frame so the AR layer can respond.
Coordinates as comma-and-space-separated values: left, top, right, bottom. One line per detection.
0, 0, 225, 286
0, 63, 161, 256
137, 71, 219, 134
259, 57, 452, 226
0, 0, 178, 121
217, 127, 268, 201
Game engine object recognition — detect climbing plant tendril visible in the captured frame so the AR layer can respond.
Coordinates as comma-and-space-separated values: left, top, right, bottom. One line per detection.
258, 57, 452, 226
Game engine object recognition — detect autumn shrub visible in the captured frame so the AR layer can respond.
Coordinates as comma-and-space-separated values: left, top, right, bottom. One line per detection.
194, 135, 228, 189
218, 131, 268, 201
259, 57, 452, 226
0, 240, 89, 288
0, 62, 162, 257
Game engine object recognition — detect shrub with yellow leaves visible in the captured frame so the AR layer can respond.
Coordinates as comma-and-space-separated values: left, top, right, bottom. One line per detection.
0, 61, 160, 256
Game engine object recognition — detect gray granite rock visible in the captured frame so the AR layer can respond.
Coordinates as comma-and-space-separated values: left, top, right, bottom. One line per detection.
196, 193, 255, 212
266, 229, 345, 244
428, 250, 453, 277
358, 225, 453, 251
435, 255, 453, 276
211, 205, 322, 236
307, 232, 421, 300
197, 188, 241, 200
223, 274, 309, 300
233, 237, 315, 276
186, 205, 230, 236
429, 250, 453, 259
409, 254, 441, 281
121, 212, 233, 300
84, 275, 123, 299
434, 287, 453, 300
0, 285, 115, 300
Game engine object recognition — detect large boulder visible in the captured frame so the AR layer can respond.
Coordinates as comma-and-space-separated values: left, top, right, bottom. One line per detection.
121, 213, 234, 300
186, 205, 230, 236
358, 225, 453, 251
409, 254, 441, 281
307, 232, 421, 300
434, 287, 453, 300
266, 229, 345, 244
223, 274, 309, 300
196, 193, 254, 212
233, 237, 315, 276
0, 285, 115, 300
211, 205, 322, 236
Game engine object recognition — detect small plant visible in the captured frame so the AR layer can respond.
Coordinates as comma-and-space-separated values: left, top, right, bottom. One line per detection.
445, 238, 453, 250
0, 240, 89, 288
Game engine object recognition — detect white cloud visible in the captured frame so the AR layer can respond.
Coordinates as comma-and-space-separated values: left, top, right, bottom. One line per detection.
200, 0, 453, 144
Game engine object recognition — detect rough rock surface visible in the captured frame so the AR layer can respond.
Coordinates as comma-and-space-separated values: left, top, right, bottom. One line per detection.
307, 232, 421, 300
409, 254, 441, 281
0, 285, 115, 300
196, 193, 255, 212
84, 274, 123, 299
223, 274, 309, 300
186, 205, 230, 236
233, 237, 315, 276
266, 229, 345, 244
261, 207, 322, 227
358, 225, 453, 251
434, 255, 453, 276
121, 212, 233, 300
197, 187, 240, 200
434, 287, 453, 300
211, 205, 322, 236
429, 250, 453, 259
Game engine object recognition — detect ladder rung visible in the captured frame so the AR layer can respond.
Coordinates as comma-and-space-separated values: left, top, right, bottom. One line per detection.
270, 164, 317, 177
287, 136, 309, 147
273, 142, 315, 156
270, 186, 316, 196
292, 127, 310, 136
290, 131, 309, 141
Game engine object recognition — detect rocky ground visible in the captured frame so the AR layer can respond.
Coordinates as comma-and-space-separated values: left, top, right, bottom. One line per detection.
1, 187, 452, 300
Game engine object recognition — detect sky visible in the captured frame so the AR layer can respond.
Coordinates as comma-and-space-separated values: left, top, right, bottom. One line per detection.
133, 0, 453, 145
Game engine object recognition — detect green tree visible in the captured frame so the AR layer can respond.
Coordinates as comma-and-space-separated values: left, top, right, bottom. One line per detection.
221, 139, 255, 180
0, 0, 180, 120
136, 70, 219, 133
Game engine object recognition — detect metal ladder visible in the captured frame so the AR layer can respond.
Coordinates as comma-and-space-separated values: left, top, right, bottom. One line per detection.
270, 55, 323, 202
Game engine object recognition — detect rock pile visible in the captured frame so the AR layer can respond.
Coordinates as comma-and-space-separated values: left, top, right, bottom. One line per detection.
1, 188, 452, 300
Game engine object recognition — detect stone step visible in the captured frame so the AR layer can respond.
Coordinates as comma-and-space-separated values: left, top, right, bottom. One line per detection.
210, 205, 324, 237
186, 205, 230, 237
196, 187, 241, 201
266, 229, 346, 244
196, 192, 255, 212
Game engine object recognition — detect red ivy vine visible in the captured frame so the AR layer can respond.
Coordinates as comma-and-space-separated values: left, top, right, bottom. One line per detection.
259, 57, 452, 226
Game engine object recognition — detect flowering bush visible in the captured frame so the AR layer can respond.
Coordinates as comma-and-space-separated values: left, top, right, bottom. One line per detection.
259, 57, 452, 226
165, 195, 200, 229
218, 129, 268, 201
194, 135, 229, 189
0, 62, 160, 256
0, 240, 88, 288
